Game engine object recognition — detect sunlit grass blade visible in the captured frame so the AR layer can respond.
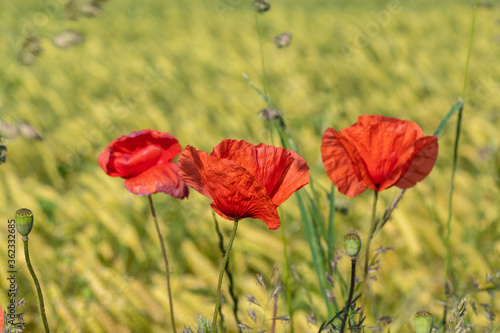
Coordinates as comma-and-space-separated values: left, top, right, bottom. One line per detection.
242, 72, 272, 106
433, 100, 464, 138
295, 191, 334, 318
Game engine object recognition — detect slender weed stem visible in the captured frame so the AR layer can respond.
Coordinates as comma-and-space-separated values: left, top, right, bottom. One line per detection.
359, 190, 378, 321
443, 0, 478, 323
147, 195, 176, 332
270, 291, 279, 333
23, 238, 50, 333
280, 218, 294, 333
211, 219, 240, 333
254, 13, 269, 99
340, 258, 357, 333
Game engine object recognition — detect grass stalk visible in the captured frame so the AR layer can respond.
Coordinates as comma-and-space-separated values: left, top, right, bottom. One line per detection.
148, 195, 176, 332
280, 219, 295, 333
211, 219, 240, 333
443, 0, 478, 323
254, 13, 269, 99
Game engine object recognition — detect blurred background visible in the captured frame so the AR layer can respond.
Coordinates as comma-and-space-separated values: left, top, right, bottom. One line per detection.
0, 0, 499, 331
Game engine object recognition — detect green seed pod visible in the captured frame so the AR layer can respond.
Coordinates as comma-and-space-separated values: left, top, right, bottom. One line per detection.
414, 311, 434, 333
343, 233, 361, 257
15, 208, 34, 238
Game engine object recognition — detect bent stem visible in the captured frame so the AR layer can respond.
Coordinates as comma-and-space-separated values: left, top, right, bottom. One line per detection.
211, 218, 240, 333
148, 195, 176, 332
23, 238, 50, 333
359, 190, 378, 322
340, 258, 357, 333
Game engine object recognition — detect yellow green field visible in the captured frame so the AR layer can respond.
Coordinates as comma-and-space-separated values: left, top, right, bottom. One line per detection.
0, 0, 499, 332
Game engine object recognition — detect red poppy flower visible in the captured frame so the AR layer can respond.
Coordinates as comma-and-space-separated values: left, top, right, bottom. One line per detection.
178, 139, 310, 230
98, 129, 189, 198
321, 115, 438, 197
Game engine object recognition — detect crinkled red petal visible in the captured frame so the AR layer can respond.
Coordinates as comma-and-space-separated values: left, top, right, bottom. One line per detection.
395, 136, 438, 189
321, 128, 368, 197
124, 162, 189, 198
267, 147, 310, 206
341, 115, 426, 191
211, 140, 309, 206
180, 145, 281, 229
178, 146, 213, 200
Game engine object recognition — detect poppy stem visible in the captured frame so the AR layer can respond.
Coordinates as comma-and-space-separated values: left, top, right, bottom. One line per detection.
339, 258, 357, 333
359, 190, 378, 323
211, 218, 240, 333
23, 238, 50, 333
147, 195, 176, 332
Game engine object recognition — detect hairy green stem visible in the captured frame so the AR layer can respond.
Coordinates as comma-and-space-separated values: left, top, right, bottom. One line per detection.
213, 212, 239, 327
23, 238, 50, 333
148, 195, 176, 332
211, 219, 240, 333
340, 258, 357, 333
359, 190, 378, 321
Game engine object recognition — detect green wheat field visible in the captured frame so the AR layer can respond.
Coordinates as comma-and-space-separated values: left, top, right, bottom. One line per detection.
0, 0, 499, 331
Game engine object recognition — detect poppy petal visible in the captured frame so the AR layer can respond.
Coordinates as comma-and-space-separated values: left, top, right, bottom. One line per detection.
212, 140, 309, 205
111, 129, 182, 161
124, 162, 189, 198
395, 136, 438, 189
341, 115, 425, 189
321, 128, 368, 197
178, 146, 214, 200
98, 146, 121, 177
211, 140, 290, 197
207, 160, 280, 230
181, 146, 281, 229
268, 148, 310, 206
113, 144, 163, 178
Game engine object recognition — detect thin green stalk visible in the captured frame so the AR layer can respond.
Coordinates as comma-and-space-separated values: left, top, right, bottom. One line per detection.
211, 219, 240, 333
339, 258, 357, 333
23, 238, 50, 333
359, 190, 378, 321
280, 219, 294, 333
148, 195, 176, 332
444, 0, 478, 319
212, 212, 239, 327
254, 13, 269, 99
327, 185, 336, 271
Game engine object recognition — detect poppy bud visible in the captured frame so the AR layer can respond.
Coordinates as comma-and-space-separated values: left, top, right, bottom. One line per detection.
343, 233, 361, 257
414, 311, 433, 333
15, 208, 34, 239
